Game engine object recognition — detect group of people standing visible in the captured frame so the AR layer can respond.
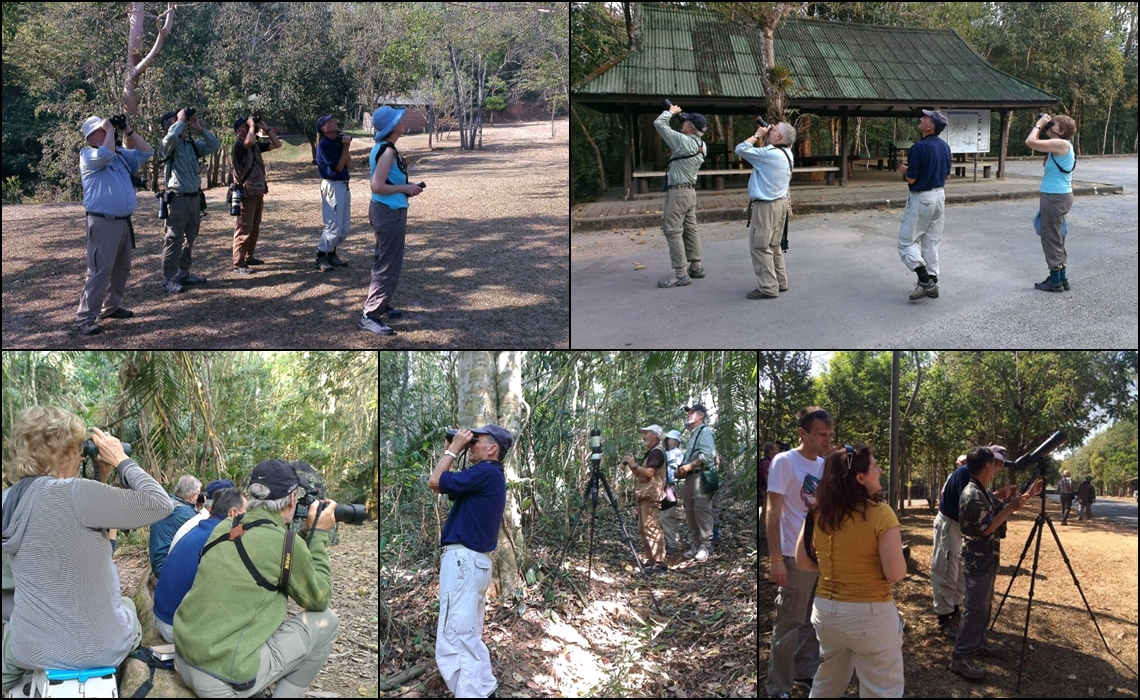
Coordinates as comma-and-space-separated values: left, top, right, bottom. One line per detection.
74, 106, 419, 337
764, 407, 1070, 697
652, 104, 1080, 303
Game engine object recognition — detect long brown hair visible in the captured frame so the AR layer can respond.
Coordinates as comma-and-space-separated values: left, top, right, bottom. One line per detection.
813, 444, 876, 534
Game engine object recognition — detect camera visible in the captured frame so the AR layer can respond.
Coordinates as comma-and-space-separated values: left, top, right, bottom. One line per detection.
229, 185, 243, 216
287, 461, 368, 527
184, 107, 196, 118
81, 438, 132, 460
109, 114, 128, 131
1036, 113, 1055, 139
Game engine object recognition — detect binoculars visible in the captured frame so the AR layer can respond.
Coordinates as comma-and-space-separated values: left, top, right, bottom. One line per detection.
109, 114, 128, 130
756, 116, 769, 128
81, 438, 132, 460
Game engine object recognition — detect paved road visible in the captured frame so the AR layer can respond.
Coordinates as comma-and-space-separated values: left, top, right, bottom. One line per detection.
570, 158, 1137, 348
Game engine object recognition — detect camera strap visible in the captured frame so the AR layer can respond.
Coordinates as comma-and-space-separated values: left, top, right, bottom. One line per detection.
199, 513, 295, 593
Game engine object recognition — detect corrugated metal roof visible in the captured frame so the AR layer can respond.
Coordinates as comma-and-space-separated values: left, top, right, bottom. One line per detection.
574, 4, 1057, 111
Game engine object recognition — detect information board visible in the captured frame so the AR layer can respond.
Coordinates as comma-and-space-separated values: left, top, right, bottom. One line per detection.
938, 110, 991, 154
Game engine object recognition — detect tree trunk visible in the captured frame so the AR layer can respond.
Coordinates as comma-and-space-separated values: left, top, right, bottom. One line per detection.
571, 104, 605, 192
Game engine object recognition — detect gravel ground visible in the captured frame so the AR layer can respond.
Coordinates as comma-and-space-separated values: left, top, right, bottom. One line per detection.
2, 120, 569, 349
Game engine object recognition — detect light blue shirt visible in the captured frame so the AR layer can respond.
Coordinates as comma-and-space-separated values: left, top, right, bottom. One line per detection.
734, 141, 793, 200
369, 141, 409, 210
1040, 140, 1074, 194
79, 146, 152, 217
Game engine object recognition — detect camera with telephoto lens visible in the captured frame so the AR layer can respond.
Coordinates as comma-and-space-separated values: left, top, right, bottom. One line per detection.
287, 461, 368, 527
229, 185, 243, 216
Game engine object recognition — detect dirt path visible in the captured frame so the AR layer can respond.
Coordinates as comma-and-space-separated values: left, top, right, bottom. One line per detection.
2, 121, 568, 349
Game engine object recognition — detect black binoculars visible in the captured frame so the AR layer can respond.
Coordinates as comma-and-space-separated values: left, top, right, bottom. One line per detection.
109, 114, 128, 130
756, 116, 769, 128
81, 438, 132, 460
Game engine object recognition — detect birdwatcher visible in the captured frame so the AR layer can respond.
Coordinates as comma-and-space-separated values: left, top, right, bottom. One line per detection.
157, 108, 221, 294
735, 119, 796, 300
653, 102, 707, 288
897, 109, 951, 301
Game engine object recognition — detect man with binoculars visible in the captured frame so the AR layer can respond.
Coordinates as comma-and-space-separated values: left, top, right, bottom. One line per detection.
427, 424, 513, 699
158, 107, 221, 295
736, 117, 797, 300
75, 114, 155, 336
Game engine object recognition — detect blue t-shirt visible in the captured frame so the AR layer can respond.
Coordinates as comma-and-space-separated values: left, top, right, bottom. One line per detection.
153, 513, 226, 625
438, 460, 506, 553
315, 136, 350, 181
938, 465, 973, 522
907, 134, 952, 192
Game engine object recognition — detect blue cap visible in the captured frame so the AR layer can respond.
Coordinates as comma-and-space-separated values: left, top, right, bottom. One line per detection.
205, 479, 235, 498
471, 424, 513, 458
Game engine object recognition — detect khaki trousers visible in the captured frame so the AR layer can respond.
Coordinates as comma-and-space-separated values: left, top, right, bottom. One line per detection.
930, 512, 965, 617
232, 195, 265, 268
661, 187, 701, 269
174, 609, 339, 698
660, 501, 684, 550
682, 472, 713, 548
76, 214, 133, 324
637, 500, 666, 566
810, 598, 904, 697
436, 544, 496, 698
749, 198, 790, 295
163, 192, 202, 280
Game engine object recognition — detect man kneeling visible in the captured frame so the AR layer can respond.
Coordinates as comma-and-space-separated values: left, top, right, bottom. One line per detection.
173, 460, 340, 698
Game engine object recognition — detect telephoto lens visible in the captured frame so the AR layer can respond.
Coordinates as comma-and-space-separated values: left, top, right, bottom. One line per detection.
334, 503, 368, 525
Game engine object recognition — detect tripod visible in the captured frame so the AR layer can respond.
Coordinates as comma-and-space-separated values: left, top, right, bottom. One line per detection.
989, 465, 1120, 692
551, 433, 663, 616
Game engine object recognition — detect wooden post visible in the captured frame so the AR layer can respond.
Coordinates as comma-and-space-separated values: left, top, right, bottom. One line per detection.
623, 103, 632, 200
998, 109, 1009, 180
840, 107, 849, 187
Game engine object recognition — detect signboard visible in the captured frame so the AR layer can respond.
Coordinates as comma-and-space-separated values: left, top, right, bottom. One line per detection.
939, 110, 991, 154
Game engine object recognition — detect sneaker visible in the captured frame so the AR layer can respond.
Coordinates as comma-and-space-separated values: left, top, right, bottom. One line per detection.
747, 289, 778, 299
246, 257, 264, 265
317, 254, 333, 272
687, 264, 706, 278
909, 281, 938, 300
383, 307, 403, 319
232, 266, 254, 276
328, 250, 348, 267
657, 273, 691, 288
949, 655, 985, 680
77, 320, 103, 336
161, 278, 185, 294
644, 564, 668, 574
694, 546, 709, 561
682, 546, 699, 559
665, 546, 681, 556
358, 315, 394, 335
178, 272, 207, 284
793, 677, 814, 691
99, 307, 134, 319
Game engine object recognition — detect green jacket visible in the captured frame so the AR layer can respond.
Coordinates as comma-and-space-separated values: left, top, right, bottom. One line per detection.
173, 507, 332, 684
683, 423, 717, 472
653, 110, 706, 187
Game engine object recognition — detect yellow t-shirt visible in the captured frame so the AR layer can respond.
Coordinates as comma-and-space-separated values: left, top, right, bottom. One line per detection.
811, 501, 899, 602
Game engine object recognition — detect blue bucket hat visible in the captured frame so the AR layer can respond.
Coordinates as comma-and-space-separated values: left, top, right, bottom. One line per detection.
371, 106, 406, 141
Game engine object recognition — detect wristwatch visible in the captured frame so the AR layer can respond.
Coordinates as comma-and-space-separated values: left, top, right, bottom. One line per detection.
444, 450, 459, 460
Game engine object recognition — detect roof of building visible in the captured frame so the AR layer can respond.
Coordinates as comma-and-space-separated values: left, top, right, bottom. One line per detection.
573, 4, 1058, 116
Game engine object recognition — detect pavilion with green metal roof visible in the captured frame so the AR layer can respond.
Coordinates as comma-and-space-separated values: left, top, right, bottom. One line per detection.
573, 3, 1059, 196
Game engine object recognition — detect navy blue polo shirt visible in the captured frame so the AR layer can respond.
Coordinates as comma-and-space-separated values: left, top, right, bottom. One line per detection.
906, 134, 951, 192
315, 136, 350, 181
438, 460, 506, 553
938, 465, 973, 522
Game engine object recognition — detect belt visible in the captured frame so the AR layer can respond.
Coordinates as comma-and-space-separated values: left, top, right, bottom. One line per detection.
171, 191, 200, 197
85, 212, 131, 220
667, 183, 696, 189
751, 196, 788, 203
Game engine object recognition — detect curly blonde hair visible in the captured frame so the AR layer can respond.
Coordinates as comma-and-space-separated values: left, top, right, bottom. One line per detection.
4, 406, 87, 483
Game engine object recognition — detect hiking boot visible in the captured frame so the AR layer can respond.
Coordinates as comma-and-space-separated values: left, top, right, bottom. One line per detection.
317, 253, 334, 272
909, 281, 938, 300
99, 307, 134, 319
974, 640, 1004, 657
1034, 272, 1064, 292
657, 272, 691, 288
78, 320, 103, 336
694, 545, 709, 561
178, 272, 207, 284
246, 257, 265, 265
687, 264, 706, 278
793, 678, 813, 692
161, 278, 184, 294
328, 250, 349, 267
358, 315, 394, 335
1059, 267, 1070, 290
949, 655, 985, 680
383, 307, 403, 318
747, 289, 778, 299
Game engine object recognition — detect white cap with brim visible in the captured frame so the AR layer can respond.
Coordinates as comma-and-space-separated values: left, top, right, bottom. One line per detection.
82, 116, 104, 139
639, 424, 663, 438
665, 430, 683, 442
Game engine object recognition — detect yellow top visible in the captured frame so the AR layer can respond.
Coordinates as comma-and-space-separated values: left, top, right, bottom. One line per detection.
812, 501, 899, 602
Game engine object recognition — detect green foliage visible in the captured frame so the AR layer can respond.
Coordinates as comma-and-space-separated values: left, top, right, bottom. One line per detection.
1064, 414, 1139, 495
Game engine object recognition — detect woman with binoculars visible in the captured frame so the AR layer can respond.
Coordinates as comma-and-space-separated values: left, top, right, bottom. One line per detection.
1024, 112, 1078, 293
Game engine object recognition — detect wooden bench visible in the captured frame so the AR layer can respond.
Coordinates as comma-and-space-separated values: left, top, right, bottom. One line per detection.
632, 165, 842, 191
